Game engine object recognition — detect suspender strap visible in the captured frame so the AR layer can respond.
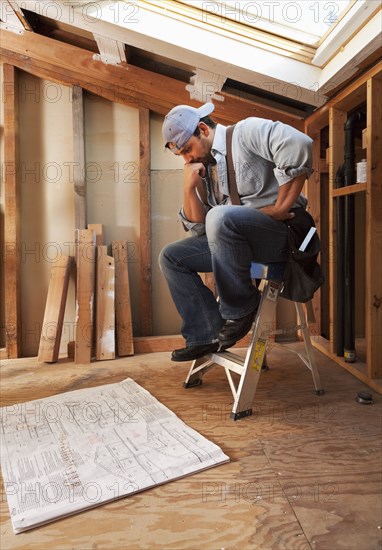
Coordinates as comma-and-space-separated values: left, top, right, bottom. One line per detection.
225, 124, 241, 205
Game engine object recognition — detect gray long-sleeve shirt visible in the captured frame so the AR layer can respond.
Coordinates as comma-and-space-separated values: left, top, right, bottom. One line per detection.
179, 117, 313, 235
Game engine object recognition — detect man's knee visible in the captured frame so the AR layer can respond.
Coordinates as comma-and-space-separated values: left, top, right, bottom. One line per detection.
158, 239, 190, 271
206, 206, 230, 239
158, 242, 175, 271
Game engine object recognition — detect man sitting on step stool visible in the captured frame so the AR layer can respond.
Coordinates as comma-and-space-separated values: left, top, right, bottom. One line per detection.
159, 102, 314, 362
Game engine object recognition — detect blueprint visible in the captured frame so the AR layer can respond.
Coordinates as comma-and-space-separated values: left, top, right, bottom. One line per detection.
0, 378, 229, 533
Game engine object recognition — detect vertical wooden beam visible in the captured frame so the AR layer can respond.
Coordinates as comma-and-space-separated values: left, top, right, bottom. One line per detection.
3, 64, 21, 358
75, 229, 95, 364
72, 85, 87, 229
328, 107, 347, 353
139, 107, 152, 335
37, 256, 72, 363
112, 241, 134, 356
95, 246, 115, 361
366, 76, 382, 379
305, 129, 322, 334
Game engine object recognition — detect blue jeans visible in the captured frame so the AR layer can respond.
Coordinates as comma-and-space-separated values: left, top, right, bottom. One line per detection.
159, 206, 289, 346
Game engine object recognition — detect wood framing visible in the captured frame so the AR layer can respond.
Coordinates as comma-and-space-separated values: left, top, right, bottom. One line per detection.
328, 107, 347, 353
365, 75, 382, 379
139, 107, 152, 336
75, 229, 96, 364
304, 128, 321, 334
72, 85, 87, 229
305, 61, 382, 393
3, 64, 21, 358
112, 241, 134, 357
37, 256, 72, 363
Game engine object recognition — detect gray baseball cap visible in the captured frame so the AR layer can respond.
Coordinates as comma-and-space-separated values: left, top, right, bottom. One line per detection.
162, 102, 215, 152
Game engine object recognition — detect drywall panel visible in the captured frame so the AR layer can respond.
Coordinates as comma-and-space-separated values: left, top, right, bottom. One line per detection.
84, 93, 142, 335
150, 114, 188, 336
18, 73, 75, 356
151, 169, 185, 336
150, 113, 185, 171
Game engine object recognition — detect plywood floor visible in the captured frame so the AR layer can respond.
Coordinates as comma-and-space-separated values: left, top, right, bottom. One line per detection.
1, 344, 381, 550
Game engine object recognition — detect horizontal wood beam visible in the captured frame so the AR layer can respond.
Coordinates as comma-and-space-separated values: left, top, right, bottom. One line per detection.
0, 28, 304, 129
133, 333, 252, 353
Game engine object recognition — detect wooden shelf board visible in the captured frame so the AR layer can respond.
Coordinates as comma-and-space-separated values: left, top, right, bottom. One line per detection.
332, 183, 367, 197
312, 336, 382, 394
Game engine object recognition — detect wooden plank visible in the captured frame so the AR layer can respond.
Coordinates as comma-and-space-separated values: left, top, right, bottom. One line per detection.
328, 107, 347, 354
72, 85, 87, 229
133, 332, 251, 354
312, 337, 381, 394
365, 75, 382, 379
67, 340, 75, 360
112, 241, 134, 357
139, 107, 152, 336
362, 128, 369, 150
319, 158, 329, 173
87, 224, 104, 356
75, 229, 96, 364
88, 224, 104, 246
331, 183, 367, 197
37, 256, 72, 363
95, 246, 115, 361
304, 129, 321, 335
3, 64, 21, 358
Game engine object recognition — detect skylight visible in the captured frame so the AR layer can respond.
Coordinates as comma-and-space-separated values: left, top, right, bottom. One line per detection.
176, 0, 354, 46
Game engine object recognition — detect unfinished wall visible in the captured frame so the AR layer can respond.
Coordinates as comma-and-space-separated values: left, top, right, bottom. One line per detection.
18, 73, 76, 356
84, 93, 142, 335
1, 73, 192, 355
1, 69, 304, 356
150, 113, 187, 336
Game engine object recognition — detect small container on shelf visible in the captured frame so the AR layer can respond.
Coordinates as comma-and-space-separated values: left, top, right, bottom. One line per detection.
356, 159, 367, 183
